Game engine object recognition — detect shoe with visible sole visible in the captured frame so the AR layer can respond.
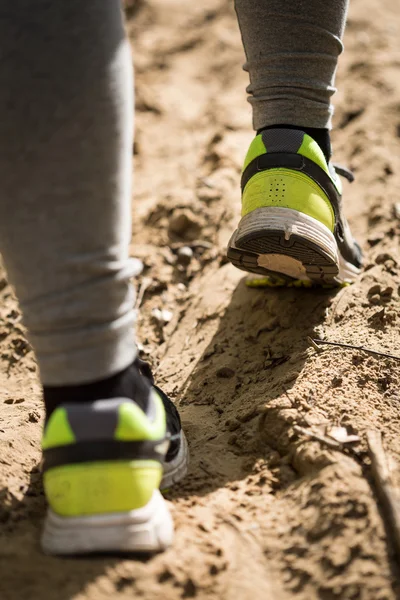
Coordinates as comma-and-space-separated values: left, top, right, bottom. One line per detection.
227, 128, 363, 285
41, 361, 188, 556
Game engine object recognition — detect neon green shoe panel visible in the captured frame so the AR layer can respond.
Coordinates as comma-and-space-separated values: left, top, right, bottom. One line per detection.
44, 461, 162, 517
43, 391, 166, 453
242, 134, 266, 172
241, 169, 335, 232
42, 408, 76, 450
115, 391, 165, 442
296, 135, 341, 194
297, 134, 329, 175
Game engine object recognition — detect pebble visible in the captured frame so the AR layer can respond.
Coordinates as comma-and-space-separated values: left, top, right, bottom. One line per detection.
176, 246, 193, 266
28, 410, 40, 423
368, 284, 381, 296
381, 286, 393, 298
376, 253, 394, 265
369, 294, 381, 305
151, 308, 173, 325
216, 366, 235, 378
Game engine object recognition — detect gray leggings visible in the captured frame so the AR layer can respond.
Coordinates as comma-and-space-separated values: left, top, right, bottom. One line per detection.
235, 0, 349, 130
0, 0, 348, 386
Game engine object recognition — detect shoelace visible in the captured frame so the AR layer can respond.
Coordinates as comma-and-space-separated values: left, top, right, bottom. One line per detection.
332, 163, 355, 183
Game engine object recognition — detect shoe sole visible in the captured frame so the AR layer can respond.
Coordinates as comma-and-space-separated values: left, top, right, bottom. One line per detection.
161, 430, 189, 489
227, 207, 360, 285
41, 490, 173, 556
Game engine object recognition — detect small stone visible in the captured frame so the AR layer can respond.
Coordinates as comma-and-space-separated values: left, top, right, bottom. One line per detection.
369, 294, 381, 305
216, 366, 235, 378
394, 203, 400, 219
380, 286, 393, 298
160, 309, 173, 323
28, 410, 40, 423
227, 418, 240, 431
151, 308, 173, 325
368, 284, 381, 296
376, 253, 395, 265
176, 246, 193, 266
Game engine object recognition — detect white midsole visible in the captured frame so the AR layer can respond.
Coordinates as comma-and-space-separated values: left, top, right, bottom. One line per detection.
238, 207, 338, 260
41, 489, 173, 555
233, 207, 361, 283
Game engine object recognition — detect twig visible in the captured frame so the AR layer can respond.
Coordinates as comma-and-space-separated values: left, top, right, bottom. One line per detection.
367, 431, 400, 560
296, 425, 400, 563
293, 425, 343, 451
312, 338, 400, 362
293, 425, 362, 460
307, 336, 323, 353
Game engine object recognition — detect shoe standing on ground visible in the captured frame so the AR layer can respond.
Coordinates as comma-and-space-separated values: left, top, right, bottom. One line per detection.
227, 128, 362, 284
229, 0, 362, 285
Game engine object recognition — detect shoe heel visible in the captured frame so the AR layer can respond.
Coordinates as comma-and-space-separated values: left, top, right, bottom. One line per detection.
228, 206, 340, 282
41, 489, 173, 555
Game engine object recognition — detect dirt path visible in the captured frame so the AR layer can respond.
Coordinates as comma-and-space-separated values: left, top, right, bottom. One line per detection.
1, 0, 400, 598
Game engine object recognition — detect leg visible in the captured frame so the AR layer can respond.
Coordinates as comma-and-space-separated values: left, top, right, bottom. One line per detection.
0, 0, 187, 554
228, 0, 363, 286
0, 1, 136, 387
235, 0, 348, 136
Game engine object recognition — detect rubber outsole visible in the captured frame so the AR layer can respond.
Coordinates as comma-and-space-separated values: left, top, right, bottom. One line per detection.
227, 207, 360, 285
41, 490, 173, 556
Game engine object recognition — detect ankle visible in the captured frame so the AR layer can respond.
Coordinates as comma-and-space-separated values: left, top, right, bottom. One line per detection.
43, 359, 151, 419
257, 124, 332, 163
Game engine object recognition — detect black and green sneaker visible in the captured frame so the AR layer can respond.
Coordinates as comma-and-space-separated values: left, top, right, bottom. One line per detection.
41, 359, 188, 555
228, 128, 362, 285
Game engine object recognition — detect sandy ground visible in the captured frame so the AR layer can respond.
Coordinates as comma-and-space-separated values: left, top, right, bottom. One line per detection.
1, 0, 400, 598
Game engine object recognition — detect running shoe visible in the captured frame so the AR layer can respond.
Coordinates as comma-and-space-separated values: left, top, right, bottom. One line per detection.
41, 359, 188, 555
227, 128, 362, 285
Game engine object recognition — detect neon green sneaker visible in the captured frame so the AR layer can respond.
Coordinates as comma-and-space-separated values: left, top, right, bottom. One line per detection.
41, 370, 188, 555
227, 128, 362, 285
